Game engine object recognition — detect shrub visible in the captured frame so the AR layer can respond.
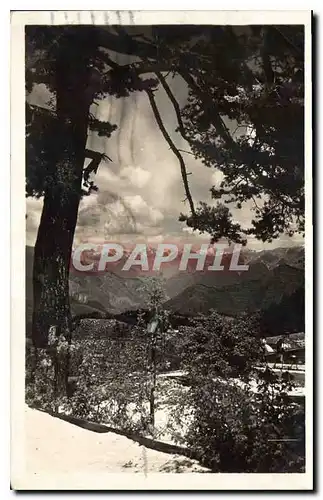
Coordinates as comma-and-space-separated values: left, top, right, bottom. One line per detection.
25, 332, 76, 413
25, 310, 305, 473
66, 334, 152, 432
25, 346, 56, 410
26, 327, 154, 434
179, 310, 263, 379
164, 311, 305, 472
183, 370, 305, 472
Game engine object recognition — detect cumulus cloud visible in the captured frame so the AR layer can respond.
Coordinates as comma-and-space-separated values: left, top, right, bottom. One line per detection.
120, 165, 151, 188
26, 77, 303, 252
211, 170, 224, 187
123, 194, 164, 224
182, 226, 195, 234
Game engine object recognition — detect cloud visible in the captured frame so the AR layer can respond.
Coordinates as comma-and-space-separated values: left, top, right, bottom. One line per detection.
211, 170, 224, 187
120, 165, 151, 188
26, 77, 303, 252
182, 226, 195, 234
123, 194, 164, 224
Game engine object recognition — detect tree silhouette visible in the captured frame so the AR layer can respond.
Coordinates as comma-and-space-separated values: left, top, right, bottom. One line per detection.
26, 25, 304, 348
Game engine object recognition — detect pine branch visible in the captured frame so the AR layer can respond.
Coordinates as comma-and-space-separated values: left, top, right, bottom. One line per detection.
83, 149, 111, 184
97, 57, 171, 81
179, 68, 239, 157
272, 26, 304, 58
85, 149, 112, 163
90, 54, 195, 218
145, 88, 196, 217
97, 51, 121, 70
156, 72, 191, 145
98, 28, 159, 59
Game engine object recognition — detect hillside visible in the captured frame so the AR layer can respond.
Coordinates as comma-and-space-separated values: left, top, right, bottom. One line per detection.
26, 245, 304, 335
165, 261, 304, 317
26, 246, 149, 332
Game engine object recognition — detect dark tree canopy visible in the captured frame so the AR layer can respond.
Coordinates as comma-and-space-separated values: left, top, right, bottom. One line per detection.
26, 24, 304, 245
26, 25, 305, 349
176, 26, 304, 243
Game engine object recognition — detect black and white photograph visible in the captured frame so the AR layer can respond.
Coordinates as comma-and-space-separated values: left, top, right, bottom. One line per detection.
10, 10, 313, 491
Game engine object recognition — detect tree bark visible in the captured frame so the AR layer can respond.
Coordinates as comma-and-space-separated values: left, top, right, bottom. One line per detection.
32, 30, 96, 350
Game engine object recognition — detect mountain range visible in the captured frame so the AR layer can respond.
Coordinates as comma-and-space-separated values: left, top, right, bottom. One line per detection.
26, 245, 304, 335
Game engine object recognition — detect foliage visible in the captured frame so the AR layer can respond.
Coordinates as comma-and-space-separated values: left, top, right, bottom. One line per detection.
177, 25, 304, 243
183, 372, 305, 472
66, 334, 153, 432
260, 286, 305, 335
137, 276, 170, 425
26, 326, 154, 434
26, 25, 304, 353
27, 25, 304, 242
25, 103, 117, 198
139, 276, 169, 321
25, 340, 70, 413
163, 311, 305, 472
26, 310, 305, 473
25, 26, 157, 199
177, 310, 263, 379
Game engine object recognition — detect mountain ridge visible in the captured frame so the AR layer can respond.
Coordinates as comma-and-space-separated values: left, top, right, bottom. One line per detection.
25, 245, 304, 335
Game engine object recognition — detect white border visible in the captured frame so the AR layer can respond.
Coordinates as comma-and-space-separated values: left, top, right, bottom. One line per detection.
12, 10, 310, 26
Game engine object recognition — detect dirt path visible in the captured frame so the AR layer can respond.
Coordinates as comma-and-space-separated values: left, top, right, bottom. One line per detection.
25, 406, 208, 475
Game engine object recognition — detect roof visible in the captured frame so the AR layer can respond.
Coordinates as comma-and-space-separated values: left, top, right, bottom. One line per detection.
265, 332, 305, 351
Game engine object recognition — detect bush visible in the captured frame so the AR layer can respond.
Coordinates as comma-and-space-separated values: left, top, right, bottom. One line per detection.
25, 332, 77, 413
26, 328, 154, 434
183, 371, 305, 472
165, 311, 305, 472
66, 333, 152, 433
25, 310, 305, 473
25, 346, 57, 411
179, 310, 264, 379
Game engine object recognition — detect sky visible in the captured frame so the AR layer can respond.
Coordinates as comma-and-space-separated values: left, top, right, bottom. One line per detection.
26, 51, 304, 252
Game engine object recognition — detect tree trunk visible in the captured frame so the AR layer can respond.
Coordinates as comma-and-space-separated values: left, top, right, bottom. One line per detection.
32, 184, 82, 347
32, 30, 96, 352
